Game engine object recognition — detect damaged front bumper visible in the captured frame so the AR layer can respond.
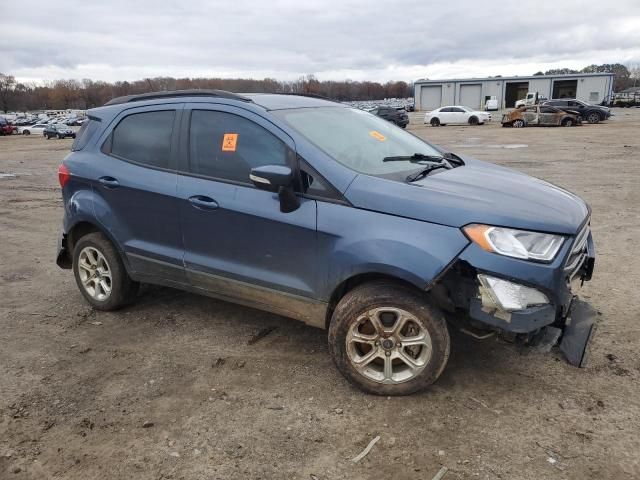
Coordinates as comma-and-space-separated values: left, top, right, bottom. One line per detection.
438, 222, 596, 367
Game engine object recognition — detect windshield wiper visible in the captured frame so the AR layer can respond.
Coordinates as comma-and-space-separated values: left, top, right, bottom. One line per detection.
405, 164, 450, 183
383, 153, 444, 163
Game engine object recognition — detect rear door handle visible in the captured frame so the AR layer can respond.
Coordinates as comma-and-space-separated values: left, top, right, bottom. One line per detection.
99, 176, 119, 188
188, 195, 219, 210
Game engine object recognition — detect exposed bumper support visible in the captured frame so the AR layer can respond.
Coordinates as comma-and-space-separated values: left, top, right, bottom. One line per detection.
559, 297, 597, 367
56, 232, 72, 269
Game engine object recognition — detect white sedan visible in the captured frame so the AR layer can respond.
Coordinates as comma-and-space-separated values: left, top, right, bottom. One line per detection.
18, 123, 49, 135
424, 106, 491, 126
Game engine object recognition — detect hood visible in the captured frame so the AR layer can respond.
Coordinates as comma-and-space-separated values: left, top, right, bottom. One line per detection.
344, 157, 589, 234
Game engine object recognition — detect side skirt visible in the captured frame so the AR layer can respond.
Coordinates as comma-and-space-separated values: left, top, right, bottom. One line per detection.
187, 268, 328, 330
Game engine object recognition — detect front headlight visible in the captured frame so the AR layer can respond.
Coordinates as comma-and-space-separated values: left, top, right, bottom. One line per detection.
463, 224, 564, 262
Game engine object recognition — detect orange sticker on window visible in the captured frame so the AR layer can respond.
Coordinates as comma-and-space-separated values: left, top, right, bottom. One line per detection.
222, 133, 238, 152
369, 130, 386, 141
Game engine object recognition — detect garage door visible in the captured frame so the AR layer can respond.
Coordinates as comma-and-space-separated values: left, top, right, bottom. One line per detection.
459, 84, 482, 110
420, 86, 442, 111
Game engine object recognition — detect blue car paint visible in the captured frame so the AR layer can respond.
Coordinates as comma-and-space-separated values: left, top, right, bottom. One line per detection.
315, 202, 469, 301
57, 93, 594, 338
344, 157, 589, 234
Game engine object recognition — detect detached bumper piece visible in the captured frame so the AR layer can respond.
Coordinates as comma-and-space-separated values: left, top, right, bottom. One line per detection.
559, 297, 597, 368
56, 232, 72, 269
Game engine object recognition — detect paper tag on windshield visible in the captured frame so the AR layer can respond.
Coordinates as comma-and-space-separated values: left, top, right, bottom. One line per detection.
369, 130, 386, 142
222, 133, 238, 152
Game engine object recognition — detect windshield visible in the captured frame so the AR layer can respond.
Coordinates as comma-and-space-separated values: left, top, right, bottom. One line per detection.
460, 106, 473, 112
273, 107, 443, 176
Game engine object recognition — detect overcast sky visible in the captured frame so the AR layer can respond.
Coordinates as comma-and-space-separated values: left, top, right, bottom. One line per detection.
1, 0, 639, 84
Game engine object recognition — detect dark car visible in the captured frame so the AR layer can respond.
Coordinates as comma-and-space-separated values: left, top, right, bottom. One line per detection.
56, 90, 596, 395
0, 117, 18, 135
543, 99, 611, 124
44, 124, 76, 139
370, 106, 409, 128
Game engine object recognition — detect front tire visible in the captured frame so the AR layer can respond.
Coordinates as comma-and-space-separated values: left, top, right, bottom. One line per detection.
23, 130, 30, 135
430, 118, 440, 127
72, 232, 139, 311
469, 116, 479, 125
512, 119, 525, 128
328, 281, 450, 396
586, 112, 600, 124
561, 118, 574, 127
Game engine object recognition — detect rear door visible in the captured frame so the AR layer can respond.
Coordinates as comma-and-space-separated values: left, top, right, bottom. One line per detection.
94, 104, 186, 285
450, 107, 466, 124
539, 106, 559, 125
177, 104, 319, 313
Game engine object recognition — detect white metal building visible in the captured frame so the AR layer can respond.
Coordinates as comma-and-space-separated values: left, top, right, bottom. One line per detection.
414, 73, 615, 111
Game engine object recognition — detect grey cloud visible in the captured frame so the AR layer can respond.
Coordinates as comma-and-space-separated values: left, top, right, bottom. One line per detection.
1, 0, 639, 81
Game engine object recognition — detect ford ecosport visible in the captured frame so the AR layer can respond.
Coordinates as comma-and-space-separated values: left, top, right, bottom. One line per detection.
56, 90, 596, 395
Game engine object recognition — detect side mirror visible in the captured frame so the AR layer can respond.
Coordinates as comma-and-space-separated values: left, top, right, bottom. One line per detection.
250, 165, 292, 192
249, 165, 299, 213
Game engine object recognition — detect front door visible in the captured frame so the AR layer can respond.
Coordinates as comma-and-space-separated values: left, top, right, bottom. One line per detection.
177, 105, 319, 321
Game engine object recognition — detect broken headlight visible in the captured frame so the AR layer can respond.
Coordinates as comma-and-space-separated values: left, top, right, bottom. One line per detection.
463, 224, 564, 262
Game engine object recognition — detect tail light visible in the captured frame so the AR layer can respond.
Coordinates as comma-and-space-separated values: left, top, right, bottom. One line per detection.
58, 164, 70, 188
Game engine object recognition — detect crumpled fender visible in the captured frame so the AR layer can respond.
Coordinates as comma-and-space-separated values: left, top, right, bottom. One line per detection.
315, 202, 469, 301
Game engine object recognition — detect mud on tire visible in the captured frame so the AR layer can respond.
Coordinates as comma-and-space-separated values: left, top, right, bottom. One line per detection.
72, 232, 139, 311
328, 281, 450, 396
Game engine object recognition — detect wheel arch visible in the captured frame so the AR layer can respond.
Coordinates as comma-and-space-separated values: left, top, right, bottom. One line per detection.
324, 272, 424, 329
65, 219, 129, 272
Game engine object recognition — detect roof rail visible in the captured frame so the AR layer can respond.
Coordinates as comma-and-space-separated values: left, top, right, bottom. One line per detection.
104, 89, 252, 106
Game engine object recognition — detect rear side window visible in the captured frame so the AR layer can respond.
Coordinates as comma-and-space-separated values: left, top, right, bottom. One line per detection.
189, 110, 288, 184
71, 119, 101, 151
110, 110, 175, 169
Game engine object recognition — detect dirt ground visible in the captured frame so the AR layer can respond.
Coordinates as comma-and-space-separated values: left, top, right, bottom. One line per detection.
1, 108, 639, 480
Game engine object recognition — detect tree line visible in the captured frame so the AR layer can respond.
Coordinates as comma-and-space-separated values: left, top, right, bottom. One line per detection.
0, 74, 412, 112
532, 63, 639, 92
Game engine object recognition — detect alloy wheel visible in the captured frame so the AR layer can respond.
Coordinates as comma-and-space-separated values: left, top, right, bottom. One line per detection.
77, 246, 112, 301
346, 307, 432, 384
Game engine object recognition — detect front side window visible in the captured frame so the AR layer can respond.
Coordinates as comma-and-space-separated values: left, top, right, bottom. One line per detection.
189, 110, 288, 184
273, 107, 443, 178
110, 110, 175, 169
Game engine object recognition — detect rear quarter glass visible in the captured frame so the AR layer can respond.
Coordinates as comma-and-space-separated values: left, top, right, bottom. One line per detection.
71, 119, 101, 151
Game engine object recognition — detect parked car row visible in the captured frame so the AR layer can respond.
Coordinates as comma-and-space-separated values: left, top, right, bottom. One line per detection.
420, 97, 611, 129
15, 122, 76, 138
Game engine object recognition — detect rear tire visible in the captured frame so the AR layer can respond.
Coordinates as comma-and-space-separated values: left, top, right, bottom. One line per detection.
561, 118, 574, 127
72, 232, 139, 311
328, 281, 450, 396
512, 119, 525, 128
430, 118, 440, 127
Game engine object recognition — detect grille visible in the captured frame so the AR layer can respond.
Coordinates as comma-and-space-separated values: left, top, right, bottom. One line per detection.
564, 221, 590, 281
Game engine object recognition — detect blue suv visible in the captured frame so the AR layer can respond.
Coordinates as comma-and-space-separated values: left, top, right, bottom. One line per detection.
56, 90, 596, 395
